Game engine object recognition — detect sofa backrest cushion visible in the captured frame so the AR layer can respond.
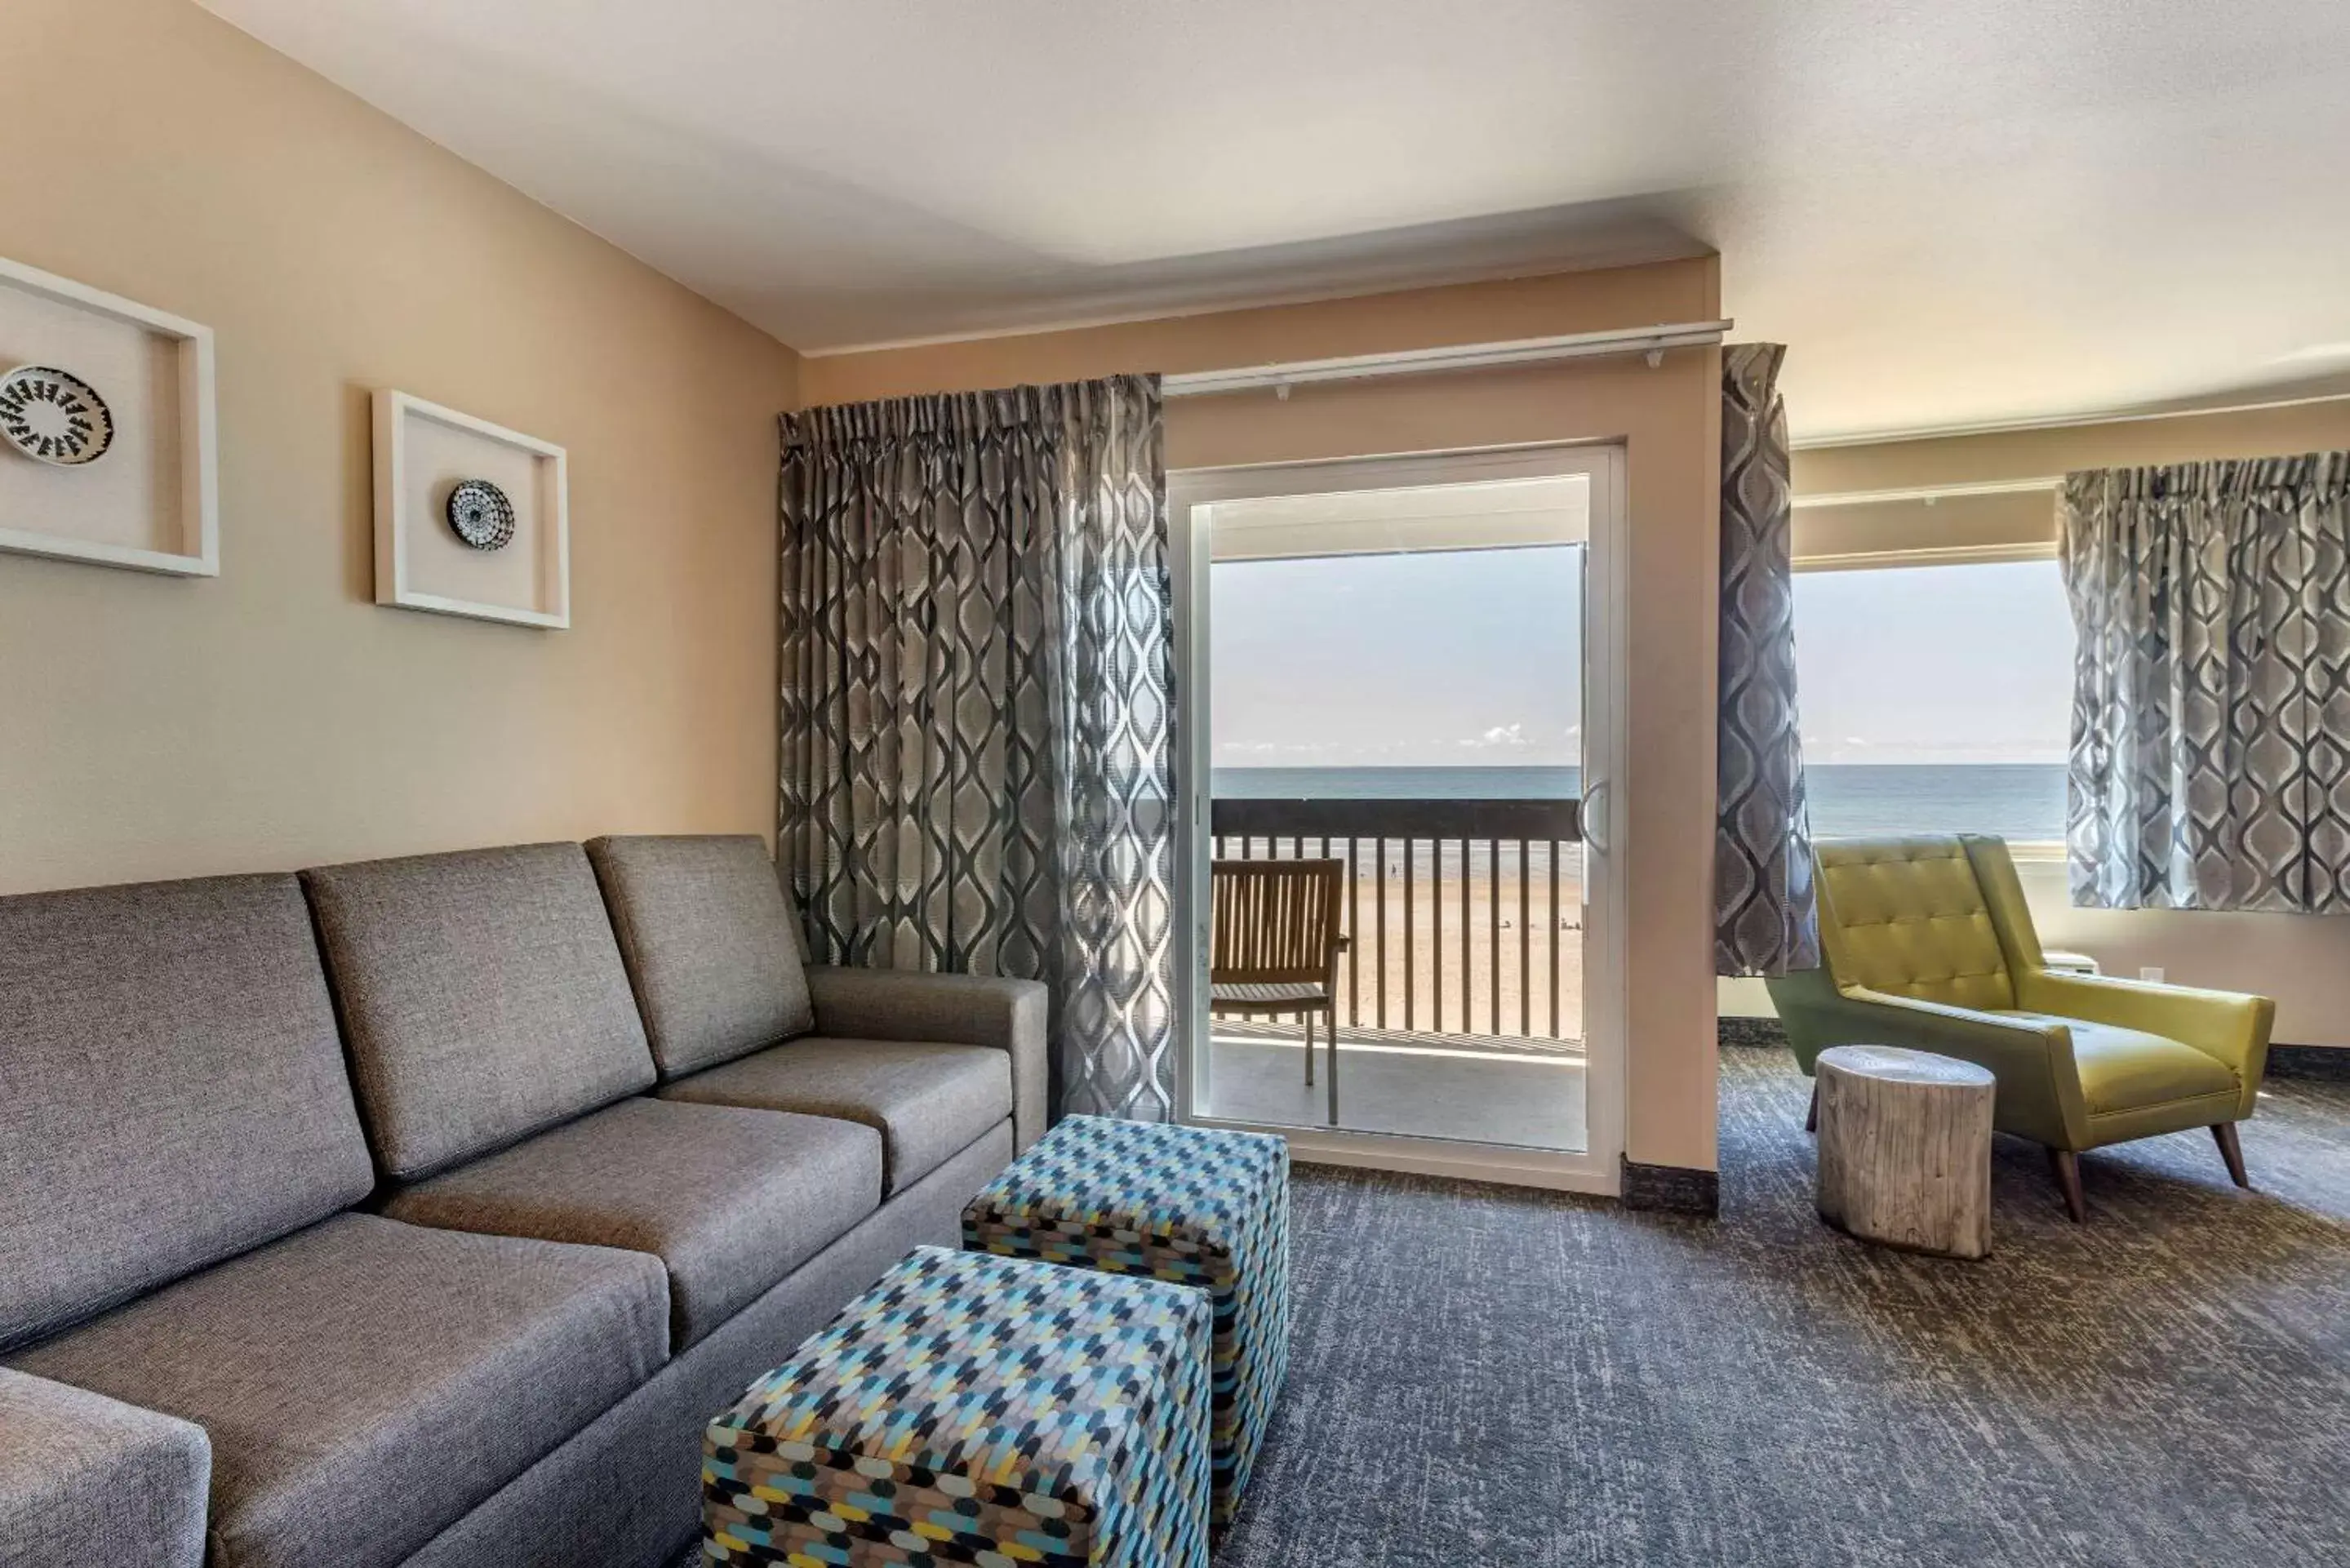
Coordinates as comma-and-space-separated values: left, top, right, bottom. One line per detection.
585, 834, 815, 1078
0, 874, 375, 1353
301, 844, 657, 1181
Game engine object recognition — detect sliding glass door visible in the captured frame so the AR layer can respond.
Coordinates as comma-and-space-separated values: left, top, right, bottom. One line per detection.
1169, 445, 1626, 1193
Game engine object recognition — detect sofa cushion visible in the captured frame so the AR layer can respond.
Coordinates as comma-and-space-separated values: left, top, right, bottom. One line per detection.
5, 1212, 667, 1568
803, 966, 1052, 1152
380, 1097, 882, 1348
0, 874, 375, 1353
302, 843, 658, 1181
585, 833, 815, 1077
659, 1037, 1013, 1195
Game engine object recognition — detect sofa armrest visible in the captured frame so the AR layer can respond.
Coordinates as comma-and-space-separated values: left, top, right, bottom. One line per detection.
805, 966, 1050, 1151
0, 1368, 211, 1568
2018, 970, 2274, 1117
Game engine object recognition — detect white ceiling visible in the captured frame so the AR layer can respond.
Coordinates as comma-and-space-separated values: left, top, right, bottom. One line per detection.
199, 0, 2350, 441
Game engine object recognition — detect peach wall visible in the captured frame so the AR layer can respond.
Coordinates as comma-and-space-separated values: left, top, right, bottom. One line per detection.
0, 0, 800, 893
808, 260, 1729, 1171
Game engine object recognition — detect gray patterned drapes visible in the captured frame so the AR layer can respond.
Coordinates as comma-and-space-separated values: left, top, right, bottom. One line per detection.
779, 375, 1177, 1120
2063, 451, 2350, 913
1715, 343, 1820, 976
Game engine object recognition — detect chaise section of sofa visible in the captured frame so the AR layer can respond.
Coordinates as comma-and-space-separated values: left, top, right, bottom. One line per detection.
0, 872, 672, 1568
587, 833, 1050, 1193
14, 1215, 670, 1568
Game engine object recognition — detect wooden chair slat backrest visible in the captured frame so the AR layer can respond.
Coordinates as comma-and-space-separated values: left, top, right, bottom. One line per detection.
1210, 859, 1345, 985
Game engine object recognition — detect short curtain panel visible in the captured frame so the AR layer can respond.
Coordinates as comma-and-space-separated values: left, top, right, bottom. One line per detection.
778, 376, 1177, 1120
2063, 451, 2350, 912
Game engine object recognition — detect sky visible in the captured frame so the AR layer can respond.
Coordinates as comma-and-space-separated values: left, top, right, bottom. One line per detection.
1792, 559, 2072, 765
1211, 552, 2072, 769
1211, 545, 1584, 768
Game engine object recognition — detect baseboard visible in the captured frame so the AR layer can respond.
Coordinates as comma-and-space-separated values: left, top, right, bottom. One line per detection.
2268, 1044, 2350, 1082
1717, 1015, 1788, 1050
1619, 1154, 1719, 1217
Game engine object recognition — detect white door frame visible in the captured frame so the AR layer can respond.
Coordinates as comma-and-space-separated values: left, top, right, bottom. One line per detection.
1169, 442, 1629, 1196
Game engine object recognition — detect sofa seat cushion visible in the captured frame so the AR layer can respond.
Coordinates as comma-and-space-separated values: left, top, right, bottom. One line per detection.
658, 1037, 1013, 1195
380, 1097, 882, 1348
1997, 1012, 2241, 1114
4, 1213, 667, 1568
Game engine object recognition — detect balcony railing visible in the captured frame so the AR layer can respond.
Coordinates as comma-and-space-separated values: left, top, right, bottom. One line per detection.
1210, 797, 1584, 1041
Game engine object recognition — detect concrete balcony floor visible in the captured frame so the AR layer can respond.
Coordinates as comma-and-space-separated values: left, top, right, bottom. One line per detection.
1203, 1019, 1586, 1153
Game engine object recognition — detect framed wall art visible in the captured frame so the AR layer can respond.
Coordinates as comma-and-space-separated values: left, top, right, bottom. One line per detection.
0, 254, 219, 577
372, 389, 569, 629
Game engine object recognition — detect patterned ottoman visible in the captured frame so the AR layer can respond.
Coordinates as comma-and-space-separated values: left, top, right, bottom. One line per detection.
962, 1116, 1289, 1533
703, 1246, 1210, 1567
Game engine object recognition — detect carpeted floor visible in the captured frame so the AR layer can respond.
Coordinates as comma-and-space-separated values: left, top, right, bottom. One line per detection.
1217, 1045, 2350, 1567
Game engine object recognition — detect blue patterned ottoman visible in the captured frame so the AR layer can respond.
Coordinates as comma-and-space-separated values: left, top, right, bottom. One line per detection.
703, 1246, 1210, 1567
961, 1116, 1289, 1532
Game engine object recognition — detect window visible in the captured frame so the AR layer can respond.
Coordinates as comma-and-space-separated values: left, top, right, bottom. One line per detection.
1793, 558, 2073, 843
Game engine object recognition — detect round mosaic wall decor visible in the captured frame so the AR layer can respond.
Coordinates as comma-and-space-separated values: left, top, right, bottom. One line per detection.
0, 365, 114, 466
445, 478, 517, 551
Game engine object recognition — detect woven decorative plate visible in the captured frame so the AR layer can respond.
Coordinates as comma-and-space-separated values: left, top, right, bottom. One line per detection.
0, 365, 114, 466
445, 478, 517, 551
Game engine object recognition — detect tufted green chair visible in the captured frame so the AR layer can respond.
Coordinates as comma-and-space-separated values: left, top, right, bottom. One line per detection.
1766, 835, 2274, 1221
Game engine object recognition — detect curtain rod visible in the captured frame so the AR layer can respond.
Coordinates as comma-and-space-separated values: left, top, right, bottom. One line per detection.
1161, 318, 1735, 398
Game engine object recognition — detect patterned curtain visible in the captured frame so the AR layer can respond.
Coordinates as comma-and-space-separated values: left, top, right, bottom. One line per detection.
779, 375, 1177, 1119
1715, 343, 1820, 975
2063, 451, 2350, 913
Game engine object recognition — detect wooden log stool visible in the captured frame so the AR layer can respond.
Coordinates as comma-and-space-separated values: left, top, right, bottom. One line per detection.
1814, 1045, 1997, 1260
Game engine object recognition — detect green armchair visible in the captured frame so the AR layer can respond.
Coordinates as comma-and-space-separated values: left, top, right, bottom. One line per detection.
1766, 835, 2274, 1221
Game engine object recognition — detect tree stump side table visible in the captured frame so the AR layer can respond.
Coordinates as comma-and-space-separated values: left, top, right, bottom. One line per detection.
1815, 1045, 1997, 1260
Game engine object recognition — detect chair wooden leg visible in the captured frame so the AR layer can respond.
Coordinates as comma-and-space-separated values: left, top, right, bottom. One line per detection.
1303, 1012, 1314, 1086
2048, 1147, 2087, 1223
2212, 1122, 2251, 1189
1806, 1082, 1819, 1134
1326, 1009, 1339, 1127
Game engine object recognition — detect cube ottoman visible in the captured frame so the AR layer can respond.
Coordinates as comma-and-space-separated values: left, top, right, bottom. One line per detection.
962, 1116, 1289, 1532
703, 1246, 1210, 1567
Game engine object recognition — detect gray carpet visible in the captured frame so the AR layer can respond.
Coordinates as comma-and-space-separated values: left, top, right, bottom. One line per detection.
1219, 1046, 2350, 1567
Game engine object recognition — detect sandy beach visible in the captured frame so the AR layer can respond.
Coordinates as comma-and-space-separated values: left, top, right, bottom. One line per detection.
1219, 840, 1587, 1043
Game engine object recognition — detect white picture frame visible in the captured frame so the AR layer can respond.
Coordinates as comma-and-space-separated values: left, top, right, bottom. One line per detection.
372, 389, 570, 629
0, 255, 219, 577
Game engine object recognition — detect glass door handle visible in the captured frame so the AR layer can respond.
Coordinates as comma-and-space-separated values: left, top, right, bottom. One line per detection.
1581, 779, 1611, 855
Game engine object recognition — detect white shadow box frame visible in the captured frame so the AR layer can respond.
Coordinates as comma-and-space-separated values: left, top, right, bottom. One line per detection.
373, 390, 569, 629
0, 255, 220, 577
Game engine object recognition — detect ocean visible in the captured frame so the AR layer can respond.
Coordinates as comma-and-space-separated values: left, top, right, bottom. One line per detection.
1213, 763, 2068, 842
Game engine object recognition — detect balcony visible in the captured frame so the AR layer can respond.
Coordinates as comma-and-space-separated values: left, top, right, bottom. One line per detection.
1203, 796, 1587, 1152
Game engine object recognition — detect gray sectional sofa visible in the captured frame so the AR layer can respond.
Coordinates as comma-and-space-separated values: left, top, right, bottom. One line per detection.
0, 834, 1046, 1568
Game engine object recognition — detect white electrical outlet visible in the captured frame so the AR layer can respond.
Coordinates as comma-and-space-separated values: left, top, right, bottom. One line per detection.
2139, 966, 2166, 984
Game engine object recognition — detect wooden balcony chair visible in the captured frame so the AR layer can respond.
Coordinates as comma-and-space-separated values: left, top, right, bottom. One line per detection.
1209, 858, 1349, 1126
